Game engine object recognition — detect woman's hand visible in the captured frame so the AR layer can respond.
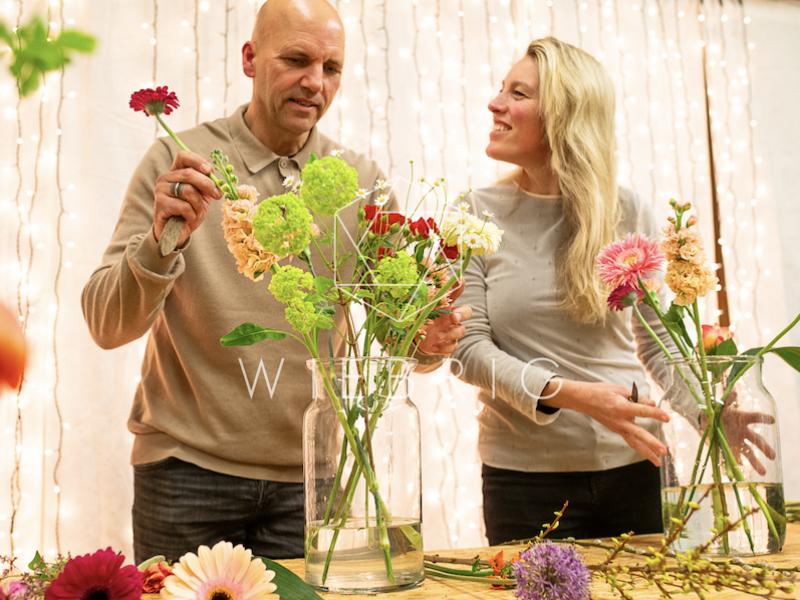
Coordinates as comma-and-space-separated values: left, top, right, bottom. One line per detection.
541, 379, 670, 467
715, 390, 776, 476
416, 278, 472, 355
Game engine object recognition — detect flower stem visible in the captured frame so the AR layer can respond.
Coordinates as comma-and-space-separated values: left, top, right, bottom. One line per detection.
397, 248, 473, 358
155, 114, 222, 187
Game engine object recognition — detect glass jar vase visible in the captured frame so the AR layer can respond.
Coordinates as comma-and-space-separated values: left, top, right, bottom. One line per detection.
658, 355, 786, 556
303, 357, 424, 593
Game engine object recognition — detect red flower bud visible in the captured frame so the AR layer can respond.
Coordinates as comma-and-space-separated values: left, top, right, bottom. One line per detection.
701, 323, 733, 352
442, 244, 460, 260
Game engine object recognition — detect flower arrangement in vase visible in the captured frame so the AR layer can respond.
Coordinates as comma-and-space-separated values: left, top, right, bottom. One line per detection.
216, 158, 502, 592
596, 199, 797, 556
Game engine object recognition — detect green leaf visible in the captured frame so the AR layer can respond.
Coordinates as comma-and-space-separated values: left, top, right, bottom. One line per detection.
307, 153, 318, 165
56, 29, 96, 53
220, 323, 292, 346
2, 16, 96, 98
137, 555, 166, 572
714, 338, 738, 356
766, 347, 800, 372
662, 302, 694, 348
414, 242, 427, 265
313, 276, 335, 296
28, 550, 44, 570
726, 347, 761, 387
258, 557, 324, 599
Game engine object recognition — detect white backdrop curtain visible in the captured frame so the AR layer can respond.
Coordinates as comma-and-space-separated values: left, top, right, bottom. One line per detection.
1, 0, 799, 561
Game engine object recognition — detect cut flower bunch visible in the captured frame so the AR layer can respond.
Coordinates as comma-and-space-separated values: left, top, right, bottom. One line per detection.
218, 155, 502, 590
422, 497, 797, 599
0, 542, 281, 600
596, 198, 799, 556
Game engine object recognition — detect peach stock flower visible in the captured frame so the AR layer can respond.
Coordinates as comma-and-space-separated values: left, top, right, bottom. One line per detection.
221, 187, 285, 282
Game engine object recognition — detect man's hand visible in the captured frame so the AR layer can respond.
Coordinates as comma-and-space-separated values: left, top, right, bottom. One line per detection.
416, 278, 473, 356
153, 151, 222, 248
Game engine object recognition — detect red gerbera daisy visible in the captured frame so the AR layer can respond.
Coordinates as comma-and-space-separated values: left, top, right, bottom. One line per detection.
595, 233, 665, 290
129, 86, 180, 117
44, 548, 142, 600
607, 282, 643, 311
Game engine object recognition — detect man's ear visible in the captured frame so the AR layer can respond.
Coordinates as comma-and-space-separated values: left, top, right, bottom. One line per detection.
242, 41, 256, 78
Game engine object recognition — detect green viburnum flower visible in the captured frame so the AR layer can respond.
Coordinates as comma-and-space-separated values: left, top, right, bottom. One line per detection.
300, 156, 359, 216
269, 266, 333, 333
252, 192, 313, 255
375, 252, 419, 300
269, 265, 313, 303
285, 297, 331, 333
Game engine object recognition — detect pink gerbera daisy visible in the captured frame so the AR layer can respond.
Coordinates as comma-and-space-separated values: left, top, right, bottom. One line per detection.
44, 548, 142, 600
129, 86, 180, 117
595, 234, 665, 290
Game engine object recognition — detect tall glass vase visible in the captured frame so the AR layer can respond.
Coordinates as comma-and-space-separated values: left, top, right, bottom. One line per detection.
658, 355, 786, 556
303, 357, 424, 593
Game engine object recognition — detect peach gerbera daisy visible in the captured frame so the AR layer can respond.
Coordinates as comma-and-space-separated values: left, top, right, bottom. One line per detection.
595, 233, 665, 289
161, 541, 278, 600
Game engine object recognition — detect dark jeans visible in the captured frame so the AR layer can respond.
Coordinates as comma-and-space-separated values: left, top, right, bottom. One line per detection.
482, 460, 662, 545
133, 457, 304, 564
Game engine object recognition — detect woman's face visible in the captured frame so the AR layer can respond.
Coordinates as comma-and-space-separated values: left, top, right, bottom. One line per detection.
486, 56, 548, 170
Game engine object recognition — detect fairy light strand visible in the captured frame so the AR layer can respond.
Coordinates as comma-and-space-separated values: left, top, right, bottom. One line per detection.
335, 0, 343, 145
737, 1, 763, 343
574, 0, 584, 47
638, 0, 658, 204
31, 33, 47, 559
483, 0, 500, 180
596, 0, 605, 61
410, 1, 427, 175
152, 0, 158, 139
434, 0, 447, 178
224, 0, 232, 116
359, 0, 375, 158
431, 370, 452, 548
612, 0, 636, 193
709, 1, 745, 330
380, 0, 394, 175
672, 0, 700, 212
9, 0, 26, 558
194, 0, 200, 125
654, 0, 683, 201
720, 0, 759, 338
50, 0, 67, 555
458, 0, 471, 188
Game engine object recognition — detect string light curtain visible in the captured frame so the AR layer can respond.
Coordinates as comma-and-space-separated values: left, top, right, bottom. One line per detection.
1, 0, 797, 560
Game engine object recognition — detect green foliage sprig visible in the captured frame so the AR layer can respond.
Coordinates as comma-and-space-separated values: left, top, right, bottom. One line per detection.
0, 16, 95, 98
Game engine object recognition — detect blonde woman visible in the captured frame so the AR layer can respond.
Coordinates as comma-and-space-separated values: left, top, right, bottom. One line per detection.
453, 37, 677, 543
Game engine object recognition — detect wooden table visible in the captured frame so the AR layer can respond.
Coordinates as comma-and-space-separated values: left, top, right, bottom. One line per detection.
280, 522, 800, 599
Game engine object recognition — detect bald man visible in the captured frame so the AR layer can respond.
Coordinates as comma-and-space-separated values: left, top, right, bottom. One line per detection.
82, 0, 470, 563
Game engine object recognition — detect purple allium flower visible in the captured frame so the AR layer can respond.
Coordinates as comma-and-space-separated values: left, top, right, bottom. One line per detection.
512, 541, 591, 600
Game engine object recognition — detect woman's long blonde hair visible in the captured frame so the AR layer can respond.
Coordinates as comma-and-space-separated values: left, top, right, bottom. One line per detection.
505, 37, 621, 325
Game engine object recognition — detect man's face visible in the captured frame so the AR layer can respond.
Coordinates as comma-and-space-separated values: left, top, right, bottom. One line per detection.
244, 14, 344, 153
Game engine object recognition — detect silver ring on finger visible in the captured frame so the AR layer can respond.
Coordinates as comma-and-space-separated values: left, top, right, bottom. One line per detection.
170, 181, 186, 199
